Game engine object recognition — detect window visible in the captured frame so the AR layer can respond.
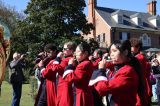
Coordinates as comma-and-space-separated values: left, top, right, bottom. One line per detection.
119, 32, 130, 40
103, 33, 105, 42
138, 18, 142, 26
100, 34, 103, 42
157, 20, 160, 27
140, 34, 151, 47
97, 35, 100, 42
100, 33, 105, 42
118, 16, 123, 24
122, 32, 127, 40
143, 35, 147, 40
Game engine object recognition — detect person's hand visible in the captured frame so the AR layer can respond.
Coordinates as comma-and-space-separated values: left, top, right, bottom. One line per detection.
38, 52, 45, 56
68, 58, 74, 65
57, 52, 63, 59
20, 54, 25, 60
68, 58, 77, 66
98, 59, 106, 69
151, 58, 159, 66
38, 60, 44, 68
102, 53, 109, 60
89, 55, 94, 61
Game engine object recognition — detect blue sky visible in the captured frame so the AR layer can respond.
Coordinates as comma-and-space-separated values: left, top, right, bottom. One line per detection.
2, 0, 160, 15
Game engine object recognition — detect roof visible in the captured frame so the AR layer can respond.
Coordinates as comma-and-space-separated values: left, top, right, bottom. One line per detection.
148, 15, 160, 20
95, 6, 160, 31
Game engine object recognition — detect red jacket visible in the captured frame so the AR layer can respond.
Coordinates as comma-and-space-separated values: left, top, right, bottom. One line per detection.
94, 64, 139, 106
34, 58, 56, 106
63, 60, 94, 106
52, 56, 74, 106
41, 60, 57, 106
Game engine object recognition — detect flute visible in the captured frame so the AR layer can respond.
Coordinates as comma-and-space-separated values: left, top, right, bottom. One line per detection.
106, 59, 113, 62
98, 59, 112, 64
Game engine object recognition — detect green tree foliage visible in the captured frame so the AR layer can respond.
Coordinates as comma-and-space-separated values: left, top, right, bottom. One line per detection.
12, 0, 93, 59
88, 38, 99, 52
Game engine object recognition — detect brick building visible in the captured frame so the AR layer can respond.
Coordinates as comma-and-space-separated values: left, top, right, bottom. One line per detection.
84, 0, 160, 48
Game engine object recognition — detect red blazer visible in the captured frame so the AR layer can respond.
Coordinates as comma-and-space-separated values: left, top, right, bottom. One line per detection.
41, 60, 57, 106
52, 56, 74, 106
63, 60, 94, 106
94, 64, 139, 106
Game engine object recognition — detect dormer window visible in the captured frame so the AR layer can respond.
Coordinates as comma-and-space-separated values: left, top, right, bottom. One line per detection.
111, 10, 123, 24
118, 15, 123, 24
157, 19, 160, 27
138, 18, 143, 26
148, 15, 160, 27
130, 13, 143, 26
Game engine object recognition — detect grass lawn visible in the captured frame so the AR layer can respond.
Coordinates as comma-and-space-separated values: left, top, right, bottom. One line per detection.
0, 80, 159, 106
0, 81, 35, 106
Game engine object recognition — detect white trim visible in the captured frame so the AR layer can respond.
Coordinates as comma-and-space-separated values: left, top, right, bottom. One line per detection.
63, 69, 73, 78
153, 74, 160, 78
95, 10, 111, 29
53, 61, 59, 64
41, 68, 45, 73
56, 73, 59, 78
89, 76, 107, 86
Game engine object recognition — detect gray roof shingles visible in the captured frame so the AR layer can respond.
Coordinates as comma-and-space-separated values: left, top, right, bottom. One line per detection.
95, 6, 160, 31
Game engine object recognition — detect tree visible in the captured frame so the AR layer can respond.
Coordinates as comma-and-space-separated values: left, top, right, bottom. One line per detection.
12, 0, 93, 58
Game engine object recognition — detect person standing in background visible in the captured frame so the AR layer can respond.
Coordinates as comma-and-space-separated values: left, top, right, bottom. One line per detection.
130, 38, 151, 106
151, 53, 160, 105
9, 52, 26, 106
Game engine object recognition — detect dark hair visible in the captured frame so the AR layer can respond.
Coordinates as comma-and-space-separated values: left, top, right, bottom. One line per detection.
129, 57, 146, 105
109, 40, 132, 57
77, 42, 91, 56
130, 38, 142, 51
94, 49, 103, 58
44, 43, 57, 52
64, 41, 77, 51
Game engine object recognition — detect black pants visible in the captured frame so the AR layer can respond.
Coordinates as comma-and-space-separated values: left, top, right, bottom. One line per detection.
11, 82, 22, 106
92, 88, 104, 106
37, 81, 47, 106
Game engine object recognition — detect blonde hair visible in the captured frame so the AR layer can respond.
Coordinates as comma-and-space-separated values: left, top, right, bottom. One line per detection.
13, 52, 20, 59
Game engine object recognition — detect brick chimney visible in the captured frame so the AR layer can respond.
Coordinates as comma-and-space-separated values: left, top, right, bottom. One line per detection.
88, 0, 97, 39
147, 0, 157, 15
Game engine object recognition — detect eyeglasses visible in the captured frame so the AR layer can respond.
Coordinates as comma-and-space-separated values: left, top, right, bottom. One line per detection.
63, 48, 69, 50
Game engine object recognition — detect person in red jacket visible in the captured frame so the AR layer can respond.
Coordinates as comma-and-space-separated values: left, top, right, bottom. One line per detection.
130, 38, 151, 106
51, 41, 76, 106
89, 49, 103, 70
89, 40, 146, 106
35, 43, 57, 106
63, 42, 94, 106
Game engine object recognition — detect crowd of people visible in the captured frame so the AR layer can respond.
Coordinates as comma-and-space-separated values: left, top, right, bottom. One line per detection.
9, 38, 160, 106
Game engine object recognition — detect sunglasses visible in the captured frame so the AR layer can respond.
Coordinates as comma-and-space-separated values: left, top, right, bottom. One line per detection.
63, 48, 69, 50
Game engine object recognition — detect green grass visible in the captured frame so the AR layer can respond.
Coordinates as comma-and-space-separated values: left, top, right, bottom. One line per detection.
0, 80, 158, 106
0, 81, 34, 106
